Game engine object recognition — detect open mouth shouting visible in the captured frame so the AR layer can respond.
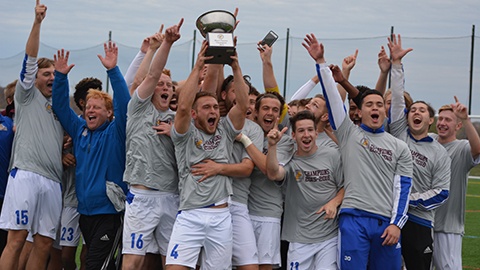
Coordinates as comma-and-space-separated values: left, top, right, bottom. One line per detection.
207, 117, 217, 127
161, 93, 169, 101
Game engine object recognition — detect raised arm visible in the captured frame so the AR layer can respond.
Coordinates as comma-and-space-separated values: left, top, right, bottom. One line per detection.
129, 26, 165, 95
26, 0, 47, 57
136, 20, 182, 100
303, 33, 346, 130
124, 35, 152, 92
52, 50, 80, 137
451, 96, 480, 159
226, 52, 248, 130
259, 44, 278, 90
97, 42, 130, 133
265, 121, 287, 181
388, 34, 413, 123
290, 75, 319, 101
20, 0, 47, 90
259, 43, 288, 122
174, 41, 210, 134
337, 49, 358, 101
375, 46, 391, 95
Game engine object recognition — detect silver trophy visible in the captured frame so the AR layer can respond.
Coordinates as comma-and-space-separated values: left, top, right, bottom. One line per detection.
196, 10, 236, 64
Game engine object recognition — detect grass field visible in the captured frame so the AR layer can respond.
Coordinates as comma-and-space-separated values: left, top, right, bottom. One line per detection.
464, 165, 480, 269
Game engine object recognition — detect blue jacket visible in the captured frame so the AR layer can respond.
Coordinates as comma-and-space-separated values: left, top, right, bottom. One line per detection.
52, 66, 129, 215
0, 115, 14, 199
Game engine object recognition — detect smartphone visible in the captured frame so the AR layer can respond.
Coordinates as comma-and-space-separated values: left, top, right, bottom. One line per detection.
258, 30, 278, 50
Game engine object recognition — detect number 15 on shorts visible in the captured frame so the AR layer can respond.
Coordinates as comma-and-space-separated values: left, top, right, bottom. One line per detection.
15, 210, 28, 225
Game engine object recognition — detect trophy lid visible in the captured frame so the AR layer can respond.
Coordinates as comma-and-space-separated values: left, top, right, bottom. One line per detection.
196, 10, 236, 37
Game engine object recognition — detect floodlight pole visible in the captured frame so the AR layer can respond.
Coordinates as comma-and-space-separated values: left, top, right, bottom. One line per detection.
192, 30, 197, 70
106, 31, 112, 93
283, 28, 290, 98
468, 25, 475, 114
388, 26, 394, 89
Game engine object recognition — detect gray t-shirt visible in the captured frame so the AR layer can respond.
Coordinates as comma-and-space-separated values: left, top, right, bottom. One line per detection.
390, 118, 451, 227
124, 92, 178, 193
335, 119, 413, 225
282, 147, 343, 243
11, 82, 64, 182
171, 116, 240, 210
430, 134, 480, 234
248, 135, 294, 218
316, 131, 338, 149
231, 119, 264, 205
62, 147, 78, 207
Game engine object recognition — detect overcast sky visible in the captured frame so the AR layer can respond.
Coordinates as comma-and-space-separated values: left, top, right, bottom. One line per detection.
1, 0, 480, 114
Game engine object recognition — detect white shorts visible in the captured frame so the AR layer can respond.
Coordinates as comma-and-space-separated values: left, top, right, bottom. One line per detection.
288, 237, 338, 270
60, 206, 82, 247
230, 201, 258, 266
432, 232, 462, 270
250, 215, 281, 267
26, 229, 61, 250
0, 169, 62, 240
166, 207, 232, 269
122, 187, 179, 256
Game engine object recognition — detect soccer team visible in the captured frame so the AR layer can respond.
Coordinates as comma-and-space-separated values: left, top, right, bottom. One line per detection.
0, 2, 479, 270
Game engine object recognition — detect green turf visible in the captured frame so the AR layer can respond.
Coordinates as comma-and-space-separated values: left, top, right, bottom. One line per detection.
464, 177, 480, 269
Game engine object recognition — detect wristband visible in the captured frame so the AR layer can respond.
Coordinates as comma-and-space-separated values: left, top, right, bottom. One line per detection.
238, 134, 252, 148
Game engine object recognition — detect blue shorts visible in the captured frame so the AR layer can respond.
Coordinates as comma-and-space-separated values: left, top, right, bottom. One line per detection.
338, 214, 402, 270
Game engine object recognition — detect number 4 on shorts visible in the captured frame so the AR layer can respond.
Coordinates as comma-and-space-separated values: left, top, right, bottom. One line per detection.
170, 244, 179, 259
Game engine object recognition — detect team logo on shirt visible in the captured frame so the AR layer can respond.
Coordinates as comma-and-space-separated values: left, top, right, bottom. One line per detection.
410, 150, 428, 168
294, 170, 303, 181
194, 138, 203, 149
156, 118, 172, 126
0, 124, 7, 131
194, 135, 222, 150
82, 128, 88, 137
45, 102, 59, 121
361, 138, 369, 148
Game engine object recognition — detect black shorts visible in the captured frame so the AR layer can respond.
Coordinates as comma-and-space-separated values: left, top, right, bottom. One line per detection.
401, 219, 433, 270
79, 213, 122, 270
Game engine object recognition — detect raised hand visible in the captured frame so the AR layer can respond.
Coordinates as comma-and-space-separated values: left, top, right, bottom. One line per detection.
233, 7, 240, 30
267, 118, 288, 146
329, 65, 345, 84
377, 46, 391, 73
164, 18, 183, 44
342, 49, 358, 72
97, 41, 118, 70
149, 24, 164, 51
302, 33, 325, 64
194, 41, 213, 70
53, 49, 75, 74
140, 36, 151, 54
258, 42, 273, 61
387, 34, 413, 64
451, 96, 469, 121
35, 0, 47, 23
